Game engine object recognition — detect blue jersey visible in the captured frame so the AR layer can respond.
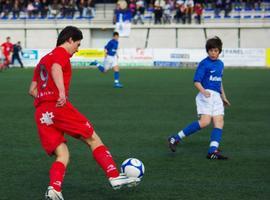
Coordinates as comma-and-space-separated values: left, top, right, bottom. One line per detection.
193, 57, 224, 94
105, 39, 118, 56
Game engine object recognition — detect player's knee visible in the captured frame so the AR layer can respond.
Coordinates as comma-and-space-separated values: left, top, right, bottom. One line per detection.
214, 121, 224, 129
199, 118, 211, 128
82, 132, 104, 150
213, 116, 224, 129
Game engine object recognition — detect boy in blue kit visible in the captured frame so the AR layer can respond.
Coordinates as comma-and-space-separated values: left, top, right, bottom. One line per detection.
91, 32, 123, 88
168, 36, 231, 159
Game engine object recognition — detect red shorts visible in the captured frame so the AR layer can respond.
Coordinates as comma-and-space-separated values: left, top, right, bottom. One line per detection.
35, 101, 94, 155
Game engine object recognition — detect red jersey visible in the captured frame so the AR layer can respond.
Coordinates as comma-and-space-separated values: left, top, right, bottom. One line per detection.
1, 42, 13, 55
32, 47, 72, 107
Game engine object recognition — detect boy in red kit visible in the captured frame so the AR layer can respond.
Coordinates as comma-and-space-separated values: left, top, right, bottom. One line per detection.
28, 26, 140, 200
1, 36, 13, 68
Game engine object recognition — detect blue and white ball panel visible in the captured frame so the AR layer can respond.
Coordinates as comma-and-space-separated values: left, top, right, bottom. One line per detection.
121, 158, 145, 178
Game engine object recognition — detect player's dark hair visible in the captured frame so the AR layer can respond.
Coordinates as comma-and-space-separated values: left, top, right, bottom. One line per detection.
56, 26, 83, 46
206, 36, 223, 53
113, 32, 119, 37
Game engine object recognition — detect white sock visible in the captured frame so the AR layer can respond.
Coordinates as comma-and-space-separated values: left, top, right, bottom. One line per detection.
177, 130, 186, 139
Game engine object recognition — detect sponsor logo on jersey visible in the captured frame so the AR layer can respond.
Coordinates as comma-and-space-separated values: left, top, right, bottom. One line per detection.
209, 75, 222, 81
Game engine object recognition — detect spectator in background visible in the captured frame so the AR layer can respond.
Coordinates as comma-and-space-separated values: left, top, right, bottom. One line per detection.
214, 0, 223, 17
154, 4, 163, 24
185, 0, 194, 24
77, 0, 85, 18
60, 0, 68, 17
203, 0, 213, 9
49, 0, 61, 17
113, 1, 132, 24
33, 0, 41, 17
12, 0, 21, 19
84, 0, 95, 18
1, 0, 12, 18
40, 0, 49, 18
12, 41, 24, 68
1, 36, 13, 68
194, 2, 203, 24
163, 0, 173, 24
26, 0, 35, 18
128, 0, 136, 17
244, 0, 252, 10
133, 0, 145, 24
224, 0, 232, 17
175, 1, 186, 24
234, 0, 242, 9
66, 0, 76, 18
113, 2, 121, 24
254, 0, 262, 10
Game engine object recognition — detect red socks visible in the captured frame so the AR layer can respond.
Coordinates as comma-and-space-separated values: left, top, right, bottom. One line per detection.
92, 145, 120, 178
49, 161, 66, 192
48, 146, 118, 191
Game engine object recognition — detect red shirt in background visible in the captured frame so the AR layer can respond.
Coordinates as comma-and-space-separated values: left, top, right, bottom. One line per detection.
1, 42, 13, 56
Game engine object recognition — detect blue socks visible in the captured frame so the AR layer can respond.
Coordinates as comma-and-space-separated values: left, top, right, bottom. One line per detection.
174, 121, 223, 154
175, 121, 201, 141
114, 71, 120, 83
97, 64, 105, 72
208, 128, 222, 153
183, 121, 201, 136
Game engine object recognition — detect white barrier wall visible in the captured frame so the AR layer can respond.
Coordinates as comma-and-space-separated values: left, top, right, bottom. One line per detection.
147, 29, 176, 48
80, 29, 91, 48
240, 28, 270, 48
1, 26, 269, 49
26, 29, 58, 49
206, 29, 238, 48
177, 29, 205, 48
119, 29, 148, 48
91, 29, 112, 48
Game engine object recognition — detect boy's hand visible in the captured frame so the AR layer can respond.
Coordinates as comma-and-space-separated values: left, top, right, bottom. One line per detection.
202, 90, 211, 98
56, 92, 66, 107
222, 98, 231, 106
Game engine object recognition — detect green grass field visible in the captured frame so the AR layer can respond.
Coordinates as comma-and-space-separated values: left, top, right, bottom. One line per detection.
0, 68, 270, 200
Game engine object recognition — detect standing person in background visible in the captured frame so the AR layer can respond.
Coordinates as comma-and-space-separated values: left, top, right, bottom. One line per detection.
194, 2, 203, 24
28, 26, 139, 200
90, 32, 123, 88
185, 0, 194, 24
1, 36, 13, 69
12, 41, 24, 68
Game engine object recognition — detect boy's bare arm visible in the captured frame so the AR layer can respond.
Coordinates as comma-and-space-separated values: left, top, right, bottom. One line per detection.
194, 82, 211, 97
28, 81, 38, 98
221, 83, 231, 106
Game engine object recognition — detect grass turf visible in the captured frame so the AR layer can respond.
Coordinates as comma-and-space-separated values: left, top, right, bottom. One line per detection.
0, 68, 270, 200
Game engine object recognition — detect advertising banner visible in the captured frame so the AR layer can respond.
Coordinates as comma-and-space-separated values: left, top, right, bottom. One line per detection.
118, 48, 154, 67
220, 49, 266, 67
15, 48, 268, 68
153, 49, 206, 67
266, 48, 270, 68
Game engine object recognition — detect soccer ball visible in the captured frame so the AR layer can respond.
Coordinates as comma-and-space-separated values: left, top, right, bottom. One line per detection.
121, 158, 145, 179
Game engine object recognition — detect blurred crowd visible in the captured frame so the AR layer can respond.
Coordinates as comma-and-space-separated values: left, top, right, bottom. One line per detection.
0, 0, 269, 22
114, 0, 269, 24
0, 0, 96, 19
